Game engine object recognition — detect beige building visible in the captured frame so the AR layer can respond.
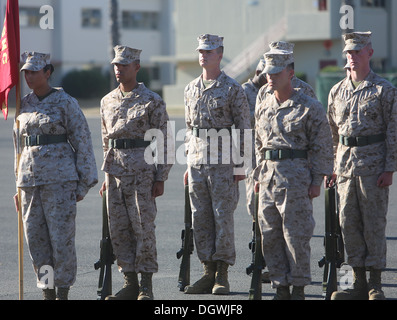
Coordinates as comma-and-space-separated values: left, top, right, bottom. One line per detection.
1, 0, 174, 95
159, 0, 397, 108
1, 0, 395, 105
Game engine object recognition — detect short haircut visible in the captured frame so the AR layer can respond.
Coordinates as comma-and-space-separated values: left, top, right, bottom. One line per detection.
43, 64, 54, 75
286, 62, 295, 71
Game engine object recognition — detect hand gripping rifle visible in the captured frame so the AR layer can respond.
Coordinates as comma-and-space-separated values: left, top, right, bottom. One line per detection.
247, 192, 266, 300
318, 179, 345, 300
176, 182, 194, 291
94, 191, 115, 300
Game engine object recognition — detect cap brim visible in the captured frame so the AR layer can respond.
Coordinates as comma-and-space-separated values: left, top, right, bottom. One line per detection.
343, 43, 366, 52
263, 65, 285, 75
113, 57, 136, 64
20, 63, 44, 72
196, 44, 220, 51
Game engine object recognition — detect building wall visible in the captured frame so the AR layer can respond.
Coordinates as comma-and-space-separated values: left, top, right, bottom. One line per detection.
391, 0, 397, 68
1, 0, 396, 104
1, 0, 173, 95
163, 0, 397, 108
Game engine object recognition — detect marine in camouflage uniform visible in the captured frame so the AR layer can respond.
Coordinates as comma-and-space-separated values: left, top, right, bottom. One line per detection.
14, 52, 98, 300
254, 47, 333, 300
242, 58, 267, 217
251, 41, 317, 216
100, 46, 173, 300
328, 32, 397, 300
184, 34, 250, 295
256, 42, 317, 104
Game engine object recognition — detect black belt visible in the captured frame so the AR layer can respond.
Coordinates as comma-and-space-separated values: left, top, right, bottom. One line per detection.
339, 133, 386, 147
265, 149, 308, 161
25, 134, 67, 146
192, 127, 232, 137
108, 138, 151, 149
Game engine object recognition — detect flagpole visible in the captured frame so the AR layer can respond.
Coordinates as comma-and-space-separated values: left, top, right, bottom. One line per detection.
15, 71, 23, 300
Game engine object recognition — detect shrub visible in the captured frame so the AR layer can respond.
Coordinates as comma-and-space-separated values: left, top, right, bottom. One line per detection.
62, 67, 110, 98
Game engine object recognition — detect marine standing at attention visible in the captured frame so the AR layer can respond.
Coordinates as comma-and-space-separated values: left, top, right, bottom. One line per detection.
99, 45, 173, 300
328, 32, 397, 300
254, 47, 333, 300
183, 34, 251, 295
14, 51, 98, 300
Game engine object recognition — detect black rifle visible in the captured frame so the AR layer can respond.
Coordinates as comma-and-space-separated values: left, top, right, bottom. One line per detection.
94, 191, 115, 300
318, 181, 345, 300
176, 183, 194, 291
247, 192, 265, 300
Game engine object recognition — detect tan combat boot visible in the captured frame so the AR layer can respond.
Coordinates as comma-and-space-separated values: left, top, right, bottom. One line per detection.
42, 288, 56, 300
184, 261, 216, 294
106, 272, 139, 300
368, 268, 385, 300
291, 286, 305, 300
331, 267, 368, 300
56, 287, 69, 300
138, 272, 154, 300
212, 261, 230, 295
273, 286, 291, 300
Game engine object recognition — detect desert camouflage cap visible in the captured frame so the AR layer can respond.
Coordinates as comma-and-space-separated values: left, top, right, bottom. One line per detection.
343, 31, 372, 52
20, 51, 51, 72
111, 45, 142, 65
256, 57, 266, 72
262, 50, 294, 75
196, 34, 224, 51
269, 41, 295, 53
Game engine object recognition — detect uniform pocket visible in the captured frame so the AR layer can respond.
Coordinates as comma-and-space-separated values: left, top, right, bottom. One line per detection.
208, 96, 225, 121
127, 106, 147, 119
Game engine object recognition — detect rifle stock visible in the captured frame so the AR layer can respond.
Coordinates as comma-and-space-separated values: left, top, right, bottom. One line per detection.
177, 184, 194, 291
94, 191, 115, 300
318, 183, 345, 300
247, 192, 265, 300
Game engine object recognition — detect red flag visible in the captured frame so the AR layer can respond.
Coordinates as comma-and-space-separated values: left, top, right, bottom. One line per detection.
0, 0, 20, 120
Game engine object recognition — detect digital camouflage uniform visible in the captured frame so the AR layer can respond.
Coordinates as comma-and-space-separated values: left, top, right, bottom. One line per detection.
257, 41, 317, 104
328, 70, 397, 270
185, 35, 250, 267
253, 77, 316, 215
14, 53, 98, 289
255, 49, 333, 289
327, 32, 397, 300
243, 43, 317, 218
101, 79, 172, 274
242, 78, 262, 217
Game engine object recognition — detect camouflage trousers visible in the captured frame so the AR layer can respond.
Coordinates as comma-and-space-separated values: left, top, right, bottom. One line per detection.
106, 171, 158, 274
245, 172, 255, 216
188, 164, 239, 266
337, 174, 388, 269
258, 180, 315, 288
20, 181, 78, 288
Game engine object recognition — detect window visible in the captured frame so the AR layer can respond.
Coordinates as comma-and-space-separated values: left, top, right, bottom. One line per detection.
150, 66, 160, 81
122, 11, 159, 30
361, 0, 386, 8
20, 7, 41, 28
318, 0, 327, 11
82, 9, 102, 28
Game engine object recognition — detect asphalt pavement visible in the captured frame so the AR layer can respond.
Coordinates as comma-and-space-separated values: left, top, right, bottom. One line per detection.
0, 109, 396, 305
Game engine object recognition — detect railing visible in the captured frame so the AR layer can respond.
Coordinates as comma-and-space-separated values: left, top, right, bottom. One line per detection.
222, 16, 287, 83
